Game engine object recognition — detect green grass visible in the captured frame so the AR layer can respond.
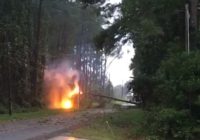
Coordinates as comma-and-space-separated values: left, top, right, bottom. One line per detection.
0, 109, 63, 123
72, 122, 126, 140
71, 109, 145, 140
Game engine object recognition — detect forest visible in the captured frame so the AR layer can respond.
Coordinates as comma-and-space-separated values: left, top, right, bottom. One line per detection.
0, 0, 199, 140
0, 0, 112, 113
96, 0, 200, 139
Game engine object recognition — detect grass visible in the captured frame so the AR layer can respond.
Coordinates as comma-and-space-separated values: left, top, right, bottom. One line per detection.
0, 109, 63, 123
71, 109, 145, 140
72, 122, 125, 140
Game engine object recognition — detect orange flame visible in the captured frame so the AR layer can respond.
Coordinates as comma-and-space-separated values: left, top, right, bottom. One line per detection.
44, 64, 82, 110
61, 99, 73, 109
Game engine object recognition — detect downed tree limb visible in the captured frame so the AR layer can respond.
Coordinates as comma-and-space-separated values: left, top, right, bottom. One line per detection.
90, 93, 139, 105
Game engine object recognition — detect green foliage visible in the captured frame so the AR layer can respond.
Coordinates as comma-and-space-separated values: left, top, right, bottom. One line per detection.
95, 0, 186, 107
95, 0, 200, 139
155, 52, 200, 111
144, 108, 195, 140
94, 20, 125, 53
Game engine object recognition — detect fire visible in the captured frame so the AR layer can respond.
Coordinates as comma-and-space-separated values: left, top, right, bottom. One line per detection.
62, 99, 73, 109
44, 62, 82, 110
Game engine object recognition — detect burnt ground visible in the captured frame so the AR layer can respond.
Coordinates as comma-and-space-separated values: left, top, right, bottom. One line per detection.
0, 109, 114, 140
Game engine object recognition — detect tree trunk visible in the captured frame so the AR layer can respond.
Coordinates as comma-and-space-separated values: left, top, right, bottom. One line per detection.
32, 0, 43, 103
189, 0, 198, 30
189, 0, 198, 49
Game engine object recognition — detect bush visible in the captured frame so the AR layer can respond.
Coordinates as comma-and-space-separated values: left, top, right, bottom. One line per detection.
144, 108, 196, 140
155, 51, 200, 111
141, 52, 200, 140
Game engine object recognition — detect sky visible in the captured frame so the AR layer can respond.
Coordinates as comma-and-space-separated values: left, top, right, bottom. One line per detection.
106, 0, 135, 86
108, 0, 121, 4
107, 43, 134, 86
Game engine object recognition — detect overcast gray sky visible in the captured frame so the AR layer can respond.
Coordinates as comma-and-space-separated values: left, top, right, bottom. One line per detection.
106, 0, 135, 86
109, 0, 121, 4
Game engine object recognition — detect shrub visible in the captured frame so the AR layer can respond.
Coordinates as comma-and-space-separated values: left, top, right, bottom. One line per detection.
144, 108, 196, 140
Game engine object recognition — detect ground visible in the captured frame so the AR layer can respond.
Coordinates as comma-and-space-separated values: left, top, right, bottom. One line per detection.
0, 109, 114, 140
0, 108, 144, 140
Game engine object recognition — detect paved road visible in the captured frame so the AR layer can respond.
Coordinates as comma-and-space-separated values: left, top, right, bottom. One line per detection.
0, 109, 114, 140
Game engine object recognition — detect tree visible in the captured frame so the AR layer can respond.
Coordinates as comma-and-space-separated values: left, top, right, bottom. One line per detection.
0, 0, 104, 112
155, 52, 200, 115
94, 0, 200, 139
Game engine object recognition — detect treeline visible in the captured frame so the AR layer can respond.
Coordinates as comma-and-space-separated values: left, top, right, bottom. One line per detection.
96, 0, 200, 139
0, 0, 111, 114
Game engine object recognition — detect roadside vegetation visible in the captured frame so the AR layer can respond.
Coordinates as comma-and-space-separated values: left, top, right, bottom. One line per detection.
95, 0, 200, 139
71, 109, 145, 140
0, 109, 63, 123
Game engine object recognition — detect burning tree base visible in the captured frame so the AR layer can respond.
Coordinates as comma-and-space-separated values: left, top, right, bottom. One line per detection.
44, 62, 83, 110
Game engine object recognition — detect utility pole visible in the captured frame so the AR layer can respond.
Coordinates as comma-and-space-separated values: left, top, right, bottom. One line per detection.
185, 3, 190, 54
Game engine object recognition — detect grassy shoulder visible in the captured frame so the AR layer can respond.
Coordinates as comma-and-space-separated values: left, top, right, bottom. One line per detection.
71, 109, 145, 140
0, 109, 63, 123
